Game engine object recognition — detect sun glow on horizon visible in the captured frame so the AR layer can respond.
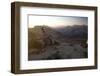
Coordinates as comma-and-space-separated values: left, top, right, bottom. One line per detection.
28, 15, 88, 28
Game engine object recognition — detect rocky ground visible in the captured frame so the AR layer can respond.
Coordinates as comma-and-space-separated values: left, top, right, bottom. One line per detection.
28, 43, 87, 60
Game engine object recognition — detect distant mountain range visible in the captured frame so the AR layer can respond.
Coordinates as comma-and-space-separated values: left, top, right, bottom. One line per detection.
29, 25, 87, 42
54, 25, 88, 39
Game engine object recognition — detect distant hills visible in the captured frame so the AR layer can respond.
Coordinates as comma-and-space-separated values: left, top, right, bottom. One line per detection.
54, 25, 88, 39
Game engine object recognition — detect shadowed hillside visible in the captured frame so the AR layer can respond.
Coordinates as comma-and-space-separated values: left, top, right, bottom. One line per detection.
55, 25, 88, 45
55, 25, 87, 39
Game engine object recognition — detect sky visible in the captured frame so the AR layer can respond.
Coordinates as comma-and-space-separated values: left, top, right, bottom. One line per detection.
28, 15, 88, 28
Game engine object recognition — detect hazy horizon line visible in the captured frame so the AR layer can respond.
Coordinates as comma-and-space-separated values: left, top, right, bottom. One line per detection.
28, 24, 87, 28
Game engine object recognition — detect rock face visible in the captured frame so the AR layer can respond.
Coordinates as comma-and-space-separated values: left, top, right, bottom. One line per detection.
28, 25, 88, 60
